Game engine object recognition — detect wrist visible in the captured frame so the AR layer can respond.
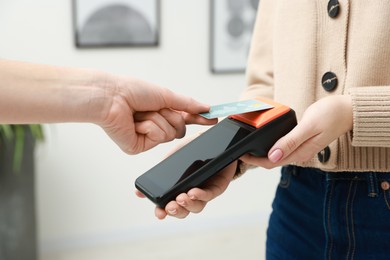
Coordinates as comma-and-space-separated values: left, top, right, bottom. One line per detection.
338, 95, 353, 132
78, 70, 118, 125
46, 68, 117, 125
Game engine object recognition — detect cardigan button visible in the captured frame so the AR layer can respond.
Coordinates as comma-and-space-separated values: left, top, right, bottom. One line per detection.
322, 72, 338, 92
318, 146, 331, 163
327, 0, 340, 18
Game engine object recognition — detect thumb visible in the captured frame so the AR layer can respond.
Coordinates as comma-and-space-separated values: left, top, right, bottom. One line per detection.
162, 89, 210, 114
267, 125, 308, 163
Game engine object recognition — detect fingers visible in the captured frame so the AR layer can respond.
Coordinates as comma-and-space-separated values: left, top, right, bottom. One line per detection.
160, 89, 216, 126
240, 153, 272, 168
267, 126, 305, 163
128, 81, 210, 115
266, 114, 323, 164
161, 88, 211, 115
163, 194, 207, 219
135, 190, 146, 198
136, 191, 205, 220
161, 163, 236, 219
240, 123, 324, 168
133, 108, 216, 153
134, 109, 185, 144
265, 96, 353, 165
155, 207, 168, 220
136, 186, 209, 220
136, 162, 236, 220
159, 109, 186, 138
135, 190, 170, 220
160, 184, 223, 219
160, 194, 207, 219
181, 112, 218, 126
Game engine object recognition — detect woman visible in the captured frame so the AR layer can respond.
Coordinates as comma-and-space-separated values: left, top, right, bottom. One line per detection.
153, 1, 390, 259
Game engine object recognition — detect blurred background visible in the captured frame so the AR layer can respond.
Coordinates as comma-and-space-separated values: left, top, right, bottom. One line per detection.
0, 0, 280, 259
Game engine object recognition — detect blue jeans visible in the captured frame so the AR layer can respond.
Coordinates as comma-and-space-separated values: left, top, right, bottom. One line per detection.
266, 165, 390, 260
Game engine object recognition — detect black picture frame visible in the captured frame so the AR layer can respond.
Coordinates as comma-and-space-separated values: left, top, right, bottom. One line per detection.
210, 0, 260, 74
73, 0, 160, 48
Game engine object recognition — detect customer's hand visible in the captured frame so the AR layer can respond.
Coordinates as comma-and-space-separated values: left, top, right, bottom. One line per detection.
98, 77, 217, 154
0, 60, 216, 154
240, 95, 353, 168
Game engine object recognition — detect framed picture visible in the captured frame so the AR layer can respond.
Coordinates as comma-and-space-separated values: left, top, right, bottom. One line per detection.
73, 0, 160, 48
210, 0, 260, 73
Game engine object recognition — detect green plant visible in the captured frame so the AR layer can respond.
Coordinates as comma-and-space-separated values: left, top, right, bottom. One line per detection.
0, 124, 44, 172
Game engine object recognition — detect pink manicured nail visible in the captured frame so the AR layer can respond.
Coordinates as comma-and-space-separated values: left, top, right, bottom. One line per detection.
269, 149, 283, 163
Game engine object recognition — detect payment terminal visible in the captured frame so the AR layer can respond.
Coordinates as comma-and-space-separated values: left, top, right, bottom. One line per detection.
135, 98, 297, 208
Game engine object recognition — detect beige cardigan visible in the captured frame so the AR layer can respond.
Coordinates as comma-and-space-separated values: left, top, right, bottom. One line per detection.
241, 0, 390, 172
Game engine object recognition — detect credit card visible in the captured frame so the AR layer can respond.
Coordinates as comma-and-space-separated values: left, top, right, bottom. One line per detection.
200, 99, 274, 119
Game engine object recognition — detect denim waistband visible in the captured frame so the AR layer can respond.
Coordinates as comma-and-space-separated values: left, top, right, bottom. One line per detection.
286, 165, 390, 198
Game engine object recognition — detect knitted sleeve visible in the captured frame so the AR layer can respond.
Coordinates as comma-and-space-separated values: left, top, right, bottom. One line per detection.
349, 86, 390, 147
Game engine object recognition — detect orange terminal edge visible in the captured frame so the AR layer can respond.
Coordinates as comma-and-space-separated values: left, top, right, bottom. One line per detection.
229, 97, 291, 129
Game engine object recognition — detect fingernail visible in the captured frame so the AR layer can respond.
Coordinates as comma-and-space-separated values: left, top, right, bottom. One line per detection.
168, 209, 177, 215
177, 200, 187, 207
269, 149, 283, 163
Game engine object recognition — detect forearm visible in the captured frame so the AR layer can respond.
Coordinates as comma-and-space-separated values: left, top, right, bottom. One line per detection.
0, 59, 113, 124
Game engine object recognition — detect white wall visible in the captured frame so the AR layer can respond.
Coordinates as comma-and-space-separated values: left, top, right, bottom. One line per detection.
0, 0, 280, 254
